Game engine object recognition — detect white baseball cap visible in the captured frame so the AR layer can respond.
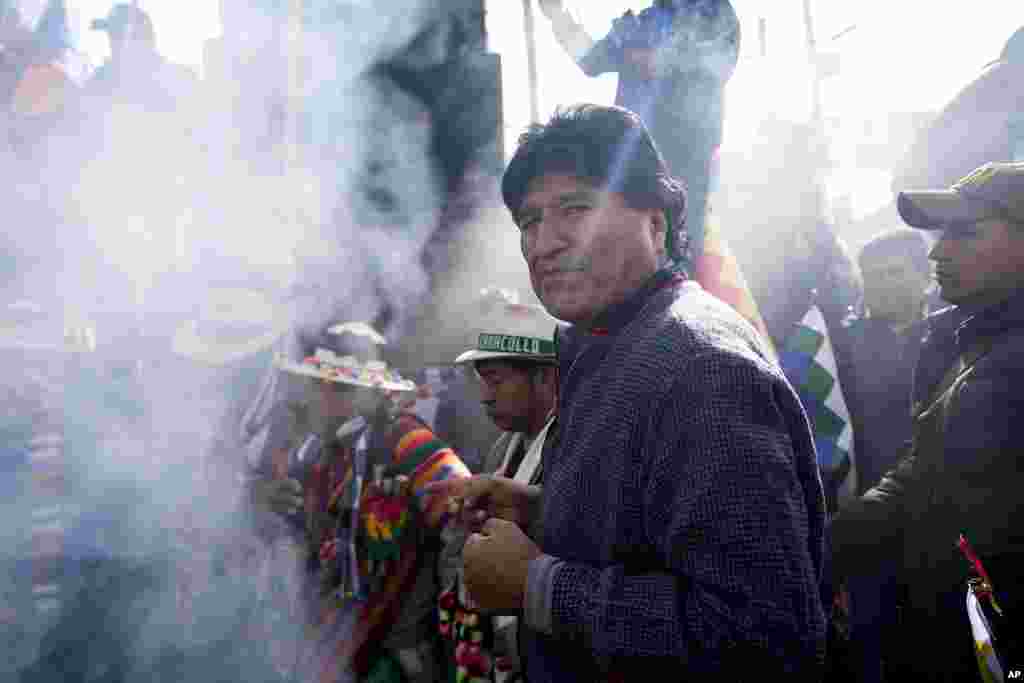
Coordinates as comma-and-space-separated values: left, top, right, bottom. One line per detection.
454, 288, 560, 365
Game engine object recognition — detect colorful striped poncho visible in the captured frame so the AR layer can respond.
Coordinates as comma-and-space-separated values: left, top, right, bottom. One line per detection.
308, 413, 470, 682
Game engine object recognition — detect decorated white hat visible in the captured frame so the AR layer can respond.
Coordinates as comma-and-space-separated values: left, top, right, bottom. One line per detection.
171, 286, 289, 366
454, 288, 560, 365
275, 321, 415, 393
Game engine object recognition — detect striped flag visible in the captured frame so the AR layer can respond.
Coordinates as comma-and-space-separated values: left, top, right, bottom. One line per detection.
695, 214, 774, 357
967, 586, 1006, 682
778, 305, 856, 510
960, 535, 1009, 682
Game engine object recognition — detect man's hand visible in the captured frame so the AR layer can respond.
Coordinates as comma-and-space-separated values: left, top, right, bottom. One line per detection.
250, 477, 304, 518
463, 518, 541, 612
425, 474, 540, 530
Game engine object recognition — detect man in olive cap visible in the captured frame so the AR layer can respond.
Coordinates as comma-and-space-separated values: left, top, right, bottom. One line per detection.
833, 161, 1024, 679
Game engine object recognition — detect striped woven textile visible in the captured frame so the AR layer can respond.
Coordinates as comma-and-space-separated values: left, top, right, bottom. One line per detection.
391, 422, 469, 529
317, 414, 469, 682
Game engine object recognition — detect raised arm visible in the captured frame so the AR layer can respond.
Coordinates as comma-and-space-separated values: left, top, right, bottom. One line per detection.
538, 0, 621, 77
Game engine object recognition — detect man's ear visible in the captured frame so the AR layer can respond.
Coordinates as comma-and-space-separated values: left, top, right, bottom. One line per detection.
533, 364, 558, 391
649, 209, 668, 258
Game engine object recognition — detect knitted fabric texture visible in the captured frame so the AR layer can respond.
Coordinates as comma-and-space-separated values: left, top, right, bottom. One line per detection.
523, 273, 827, 681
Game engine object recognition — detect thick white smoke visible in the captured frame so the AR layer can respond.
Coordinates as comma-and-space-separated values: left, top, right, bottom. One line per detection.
1, 1, 518, 680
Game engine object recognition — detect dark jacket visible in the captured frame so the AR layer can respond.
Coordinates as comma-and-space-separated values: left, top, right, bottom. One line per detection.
841, 316, 927, 495
832, 290, 1024, 679
521, 270, 827, 681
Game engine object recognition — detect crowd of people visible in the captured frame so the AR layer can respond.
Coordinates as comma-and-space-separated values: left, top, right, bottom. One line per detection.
3, 0, 1024, 682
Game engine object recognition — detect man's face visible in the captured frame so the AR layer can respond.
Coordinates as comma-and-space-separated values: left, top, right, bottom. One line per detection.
861, 252, 930, 323
316, 380, 361, 424
929, 218, 1024, 309
474, 360, 537, 433
517, 174, 665, 325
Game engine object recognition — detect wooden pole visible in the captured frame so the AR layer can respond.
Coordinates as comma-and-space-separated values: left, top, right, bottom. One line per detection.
522, 0, 541, 123
802, 0, 823, 131
285, 0, 304, 279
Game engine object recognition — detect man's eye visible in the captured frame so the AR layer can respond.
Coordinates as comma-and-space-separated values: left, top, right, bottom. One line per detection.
563, 204, 590, 215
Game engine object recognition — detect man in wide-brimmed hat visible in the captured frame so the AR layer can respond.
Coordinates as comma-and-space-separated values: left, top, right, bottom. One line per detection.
267, 320, 470, 683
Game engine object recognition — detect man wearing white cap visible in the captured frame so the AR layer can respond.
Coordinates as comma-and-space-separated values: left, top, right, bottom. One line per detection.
437, 289, 560, 683
455, 288, 559, 484
833, 161, 1024, 679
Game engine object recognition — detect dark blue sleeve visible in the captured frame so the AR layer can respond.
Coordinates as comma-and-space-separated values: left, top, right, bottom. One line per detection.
576, 32, 623, 77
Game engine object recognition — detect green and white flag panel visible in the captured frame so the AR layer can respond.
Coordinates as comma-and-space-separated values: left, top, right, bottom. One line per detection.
779, 305, 857, 509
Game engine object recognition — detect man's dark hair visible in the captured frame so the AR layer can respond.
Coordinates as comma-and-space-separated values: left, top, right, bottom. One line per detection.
858, 228, 931, 278
501, 104, 689, 262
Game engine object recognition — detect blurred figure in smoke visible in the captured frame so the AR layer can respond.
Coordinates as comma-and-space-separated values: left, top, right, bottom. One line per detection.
0, 0, 87, 296
0, 300, 96, 680
537, 0, 739, 264
83, 3, 198, 112
142, 281, 292, 683
167, 281, 292, 495
744, 169, 863, 510
268, 322, 470, 683
0, 0, 84, 159
725, 120, 864, 350
69, 3, 201, 323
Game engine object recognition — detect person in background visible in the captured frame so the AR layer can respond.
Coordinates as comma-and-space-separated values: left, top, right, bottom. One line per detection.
437, 287, 559, 683
845, 228, 935, 497
163, 281, 293, 683
83, 3, 198, 111
840, 228, 935, 682
833, 161, 1024, 680
0, 299, 96, 680
76, 3, 201, 289
1, 0, 84, 159
267, 321, 471, 683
